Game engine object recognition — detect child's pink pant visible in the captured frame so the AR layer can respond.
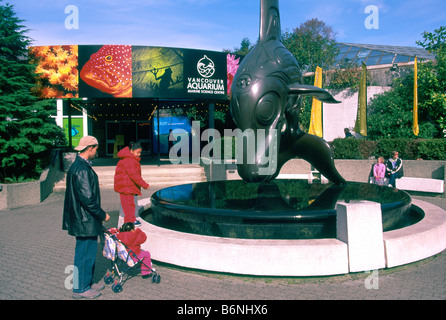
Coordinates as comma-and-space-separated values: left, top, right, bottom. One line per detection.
132, 250, 152, 275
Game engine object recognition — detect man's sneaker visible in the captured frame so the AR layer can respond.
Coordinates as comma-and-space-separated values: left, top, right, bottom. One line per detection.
134, 221, 142, 227
72, 289, 101, 299
91, 283, 105, 291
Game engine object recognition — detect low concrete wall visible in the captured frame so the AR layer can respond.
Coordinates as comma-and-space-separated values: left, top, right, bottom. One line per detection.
282, 159, 446, 210
204, 159, 445, 184
204, 159, 445, 210
0, 150, 65, 211
280, 159, 446, 184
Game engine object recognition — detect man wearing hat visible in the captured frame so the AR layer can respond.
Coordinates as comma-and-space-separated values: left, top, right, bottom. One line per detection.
63, 136, 110, 299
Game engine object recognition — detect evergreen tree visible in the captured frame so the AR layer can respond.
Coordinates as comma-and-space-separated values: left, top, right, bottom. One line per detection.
0, 1, 65, 183
225, 37, 255, 56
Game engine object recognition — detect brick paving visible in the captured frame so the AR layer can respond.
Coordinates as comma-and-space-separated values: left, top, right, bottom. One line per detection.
0, 186, 445, 301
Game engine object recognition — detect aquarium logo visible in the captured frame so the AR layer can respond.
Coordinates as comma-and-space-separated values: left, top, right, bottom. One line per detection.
197, 55, 215, 78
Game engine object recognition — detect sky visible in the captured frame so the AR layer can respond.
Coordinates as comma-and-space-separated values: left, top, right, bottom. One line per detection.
9, 0, 446, 52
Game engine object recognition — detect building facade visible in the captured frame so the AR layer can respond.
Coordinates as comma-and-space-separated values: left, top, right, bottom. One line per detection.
30, 45, 241, 157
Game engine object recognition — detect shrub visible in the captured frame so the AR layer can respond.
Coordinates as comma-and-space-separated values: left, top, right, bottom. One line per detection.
376, 139, 410, 159
331, 138, 361, 159
330, 138, 446, 160
418, 139, 446, 160
358, 140, 377, 159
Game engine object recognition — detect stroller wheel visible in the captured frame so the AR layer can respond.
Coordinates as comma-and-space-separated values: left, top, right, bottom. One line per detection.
152, 274, 161, 284
112, 282, 123, 293
103, 274, 114, 285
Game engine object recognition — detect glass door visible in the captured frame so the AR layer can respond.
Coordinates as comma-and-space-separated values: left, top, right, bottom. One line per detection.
106, 121, 120, 156
106, 121, 152, 156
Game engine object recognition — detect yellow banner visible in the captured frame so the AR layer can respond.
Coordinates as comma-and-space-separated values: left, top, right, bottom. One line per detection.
354, 62, 367, 136
413, 56, 419, 136
308, 66, 323, 137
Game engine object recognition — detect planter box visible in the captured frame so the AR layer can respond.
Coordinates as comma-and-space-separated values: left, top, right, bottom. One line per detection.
0, 150, 65, 211
62, 152, 77, 172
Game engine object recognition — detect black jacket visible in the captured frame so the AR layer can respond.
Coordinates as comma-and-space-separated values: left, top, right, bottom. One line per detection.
62, 156, 106, 237
386, 157, 404, 178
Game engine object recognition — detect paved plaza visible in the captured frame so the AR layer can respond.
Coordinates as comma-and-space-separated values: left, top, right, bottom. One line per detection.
0, 184, 445, 302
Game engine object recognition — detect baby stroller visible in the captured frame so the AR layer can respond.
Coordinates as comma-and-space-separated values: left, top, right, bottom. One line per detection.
102, 228, 161, 293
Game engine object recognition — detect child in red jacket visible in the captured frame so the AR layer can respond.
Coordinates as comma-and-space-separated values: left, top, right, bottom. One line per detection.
114, 142, 150, 226
118, 222, 153, 278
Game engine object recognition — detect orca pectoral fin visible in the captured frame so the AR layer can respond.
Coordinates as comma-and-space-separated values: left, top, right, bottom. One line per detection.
291, 133, 347, 185
288, 84, 341, 104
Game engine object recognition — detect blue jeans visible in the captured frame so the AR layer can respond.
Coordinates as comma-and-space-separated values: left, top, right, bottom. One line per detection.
389, 173, 398, 188
73, 236, 98, 293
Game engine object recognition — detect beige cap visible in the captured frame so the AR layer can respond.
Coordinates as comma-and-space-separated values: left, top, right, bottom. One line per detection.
74, 136, 99, 151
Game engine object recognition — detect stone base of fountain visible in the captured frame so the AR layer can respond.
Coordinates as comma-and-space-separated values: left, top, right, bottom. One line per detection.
119, 196, 446, 276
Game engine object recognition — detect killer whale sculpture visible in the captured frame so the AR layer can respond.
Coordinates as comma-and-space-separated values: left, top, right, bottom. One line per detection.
230, 0, 346, 184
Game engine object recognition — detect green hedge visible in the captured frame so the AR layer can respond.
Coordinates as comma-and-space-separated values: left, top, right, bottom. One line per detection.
330, 138, 446, 160
211, 136, 446, 161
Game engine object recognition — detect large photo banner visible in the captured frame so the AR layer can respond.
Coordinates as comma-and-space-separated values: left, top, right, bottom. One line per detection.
30, 45, 241, 100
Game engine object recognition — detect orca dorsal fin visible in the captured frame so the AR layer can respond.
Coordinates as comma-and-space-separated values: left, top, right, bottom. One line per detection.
259, 0, 281, 43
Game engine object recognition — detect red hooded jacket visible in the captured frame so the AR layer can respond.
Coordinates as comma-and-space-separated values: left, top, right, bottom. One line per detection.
117, 228, 147, 256
114, 147, 149, 195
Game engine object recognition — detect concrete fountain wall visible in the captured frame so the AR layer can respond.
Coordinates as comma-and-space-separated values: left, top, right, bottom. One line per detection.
118, 196, 446, 277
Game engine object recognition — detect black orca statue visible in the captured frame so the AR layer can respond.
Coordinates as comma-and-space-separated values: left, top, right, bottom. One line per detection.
230, 0, 346, 185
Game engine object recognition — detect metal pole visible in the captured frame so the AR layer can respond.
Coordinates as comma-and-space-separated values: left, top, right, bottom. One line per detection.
209, 102, 215, 180
66, 99, 72, 150
157, 101, 160, 166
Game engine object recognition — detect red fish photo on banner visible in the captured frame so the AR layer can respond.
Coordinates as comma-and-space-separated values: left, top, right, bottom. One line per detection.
79, 45, 132, 98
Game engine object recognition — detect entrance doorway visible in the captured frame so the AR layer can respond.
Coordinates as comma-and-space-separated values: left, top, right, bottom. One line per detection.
105, 121, 152, 156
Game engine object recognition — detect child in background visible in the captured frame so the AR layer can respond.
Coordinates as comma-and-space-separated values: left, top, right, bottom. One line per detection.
372, 156, 387, 186
117, 222, 153, 278
114, 141, 150, 227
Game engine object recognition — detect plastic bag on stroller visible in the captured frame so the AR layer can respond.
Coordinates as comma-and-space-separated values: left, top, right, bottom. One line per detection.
102, 228, 160, 293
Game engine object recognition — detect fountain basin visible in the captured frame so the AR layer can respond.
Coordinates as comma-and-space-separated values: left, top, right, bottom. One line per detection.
147, 180, 418, 240
125, 180, 446, 276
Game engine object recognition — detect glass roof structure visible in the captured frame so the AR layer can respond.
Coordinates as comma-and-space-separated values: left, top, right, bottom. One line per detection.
333, 43, 436, 68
